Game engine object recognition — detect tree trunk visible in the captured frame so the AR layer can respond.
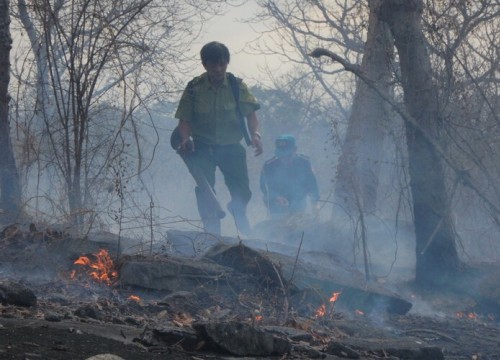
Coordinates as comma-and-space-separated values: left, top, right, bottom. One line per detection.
0, 0, 22, 219
334, 0, 394, 216
378, 0, 460, 285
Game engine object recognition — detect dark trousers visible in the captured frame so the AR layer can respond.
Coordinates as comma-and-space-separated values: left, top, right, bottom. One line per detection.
191, 142, 251, 234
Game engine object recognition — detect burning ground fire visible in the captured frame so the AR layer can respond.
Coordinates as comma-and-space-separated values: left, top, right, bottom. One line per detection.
72, 249, 118, 285
456, 311, 478, 320
315, 291, 341, 319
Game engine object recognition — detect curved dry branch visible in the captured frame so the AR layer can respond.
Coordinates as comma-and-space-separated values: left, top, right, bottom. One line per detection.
309, 47, 500, 219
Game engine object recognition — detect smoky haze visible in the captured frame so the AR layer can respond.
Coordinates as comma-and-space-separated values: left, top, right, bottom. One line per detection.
142, 70, 500, 289
137, 82, 419, 286
4, 0, 500, 302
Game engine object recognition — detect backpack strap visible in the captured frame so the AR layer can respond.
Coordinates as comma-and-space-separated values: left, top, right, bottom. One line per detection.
187, 78, 196, 120
187, 74, 252, 146
227, 72, 252, 146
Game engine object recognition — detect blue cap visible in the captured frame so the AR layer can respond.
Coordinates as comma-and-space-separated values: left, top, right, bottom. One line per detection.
275, 134, 296, 157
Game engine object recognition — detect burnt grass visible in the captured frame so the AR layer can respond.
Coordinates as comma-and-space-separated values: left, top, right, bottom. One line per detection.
1, 225, 500, 359
1, 290, 500, 359
0, 322, 178, 360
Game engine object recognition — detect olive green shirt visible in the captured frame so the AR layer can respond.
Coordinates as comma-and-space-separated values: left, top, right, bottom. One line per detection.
175, 73, 260, 145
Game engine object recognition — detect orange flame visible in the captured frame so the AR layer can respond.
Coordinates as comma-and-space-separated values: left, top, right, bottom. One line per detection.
456, 311, 478, 320
314, 291, 342, 319
467, 312, 478, 320
128, 295, 141, 303
254, 315, 263, 321
74, 249, 118, 285
329, 291, 341, 303
315, 304, 326, 318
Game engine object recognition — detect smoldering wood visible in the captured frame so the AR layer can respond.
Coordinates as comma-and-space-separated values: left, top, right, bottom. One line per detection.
326, 338, 444, 359
118, 238, 412, 316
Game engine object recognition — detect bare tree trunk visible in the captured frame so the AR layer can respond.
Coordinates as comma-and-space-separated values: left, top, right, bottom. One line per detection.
334, 0, 394, 216
0, 0, 22, 219
378, 0, 460, 285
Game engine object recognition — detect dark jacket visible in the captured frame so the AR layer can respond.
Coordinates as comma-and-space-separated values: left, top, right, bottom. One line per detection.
260, 154, 319, 215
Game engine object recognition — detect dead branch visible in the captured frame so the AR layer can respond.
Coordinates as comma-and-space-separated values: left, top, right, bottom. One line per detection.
402, 328, 458, 343
269, 260, 289, 326
288, 231, 304, 284
309, 47, 500, 219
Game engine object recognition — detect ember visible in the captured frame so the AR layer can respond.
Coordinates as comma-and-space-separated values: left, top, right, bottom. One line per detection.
355, 309, 365, 316
456, 311, 478, 320
127, 295, 141, 303
74, 249, 118, 285
315, 304, 327, 318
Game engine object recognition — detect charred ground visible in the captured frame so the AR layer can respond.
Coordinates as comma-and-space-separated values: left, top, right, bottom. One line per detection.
1, 223, 500, 359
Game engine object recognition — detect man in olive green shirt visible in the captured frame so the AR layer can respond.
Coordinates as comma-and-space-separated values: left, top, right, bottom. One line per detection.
174, 41, 263, 235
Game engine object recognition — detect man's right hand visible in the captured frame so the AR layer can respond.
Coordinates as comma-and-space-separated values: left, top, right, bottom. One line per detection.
178, 137, 194, 153
177, 120, 193, 153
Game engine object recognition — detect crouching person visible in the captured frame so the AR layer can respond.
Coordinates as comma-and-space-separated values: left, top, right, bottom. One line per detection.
260, 135, 319, 218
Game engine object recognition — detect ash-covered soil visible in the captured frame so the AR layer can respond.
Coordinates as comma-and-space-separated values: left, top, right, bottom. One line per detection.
0, 319, 179, 360
1, 224, 500, 359
1, 292, 500, 359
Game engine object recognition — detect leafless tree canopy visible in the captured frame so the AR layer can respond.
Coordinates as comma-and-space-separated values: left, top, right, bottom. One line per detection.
5, 0, 239, 232
250, 0, 500, 266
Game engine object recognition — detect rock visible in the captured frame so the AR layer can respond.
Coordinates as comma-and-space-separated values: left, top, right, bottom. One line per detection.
47, 294, 71, 305
119, 255, 233, 291
292, 344, 326, 359
325, 341, 360, 358
140, 326, 199, 350
44, 312, 62, 322
204, 243, 291, 290
384, 347, 444, 360
74, 304, 102, 320
262, 325, 314, 342
157, 291, 193, 307
85, 355, 125, 360
0, 280, 37, 307
336, 337, 444, 360
194, 321, 291, 356
157, 290, 192, 303
123, 316, 141, 326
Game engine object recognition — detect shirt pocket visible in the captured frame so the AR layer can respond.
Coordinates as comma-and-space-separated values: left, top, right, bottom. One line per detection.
193, 97, 213, 125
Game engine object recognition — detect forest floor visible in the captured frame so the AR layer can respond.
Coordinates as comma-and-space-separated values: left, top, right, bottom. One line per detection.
1, 291, 500, 359
1, 223, 500, 359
